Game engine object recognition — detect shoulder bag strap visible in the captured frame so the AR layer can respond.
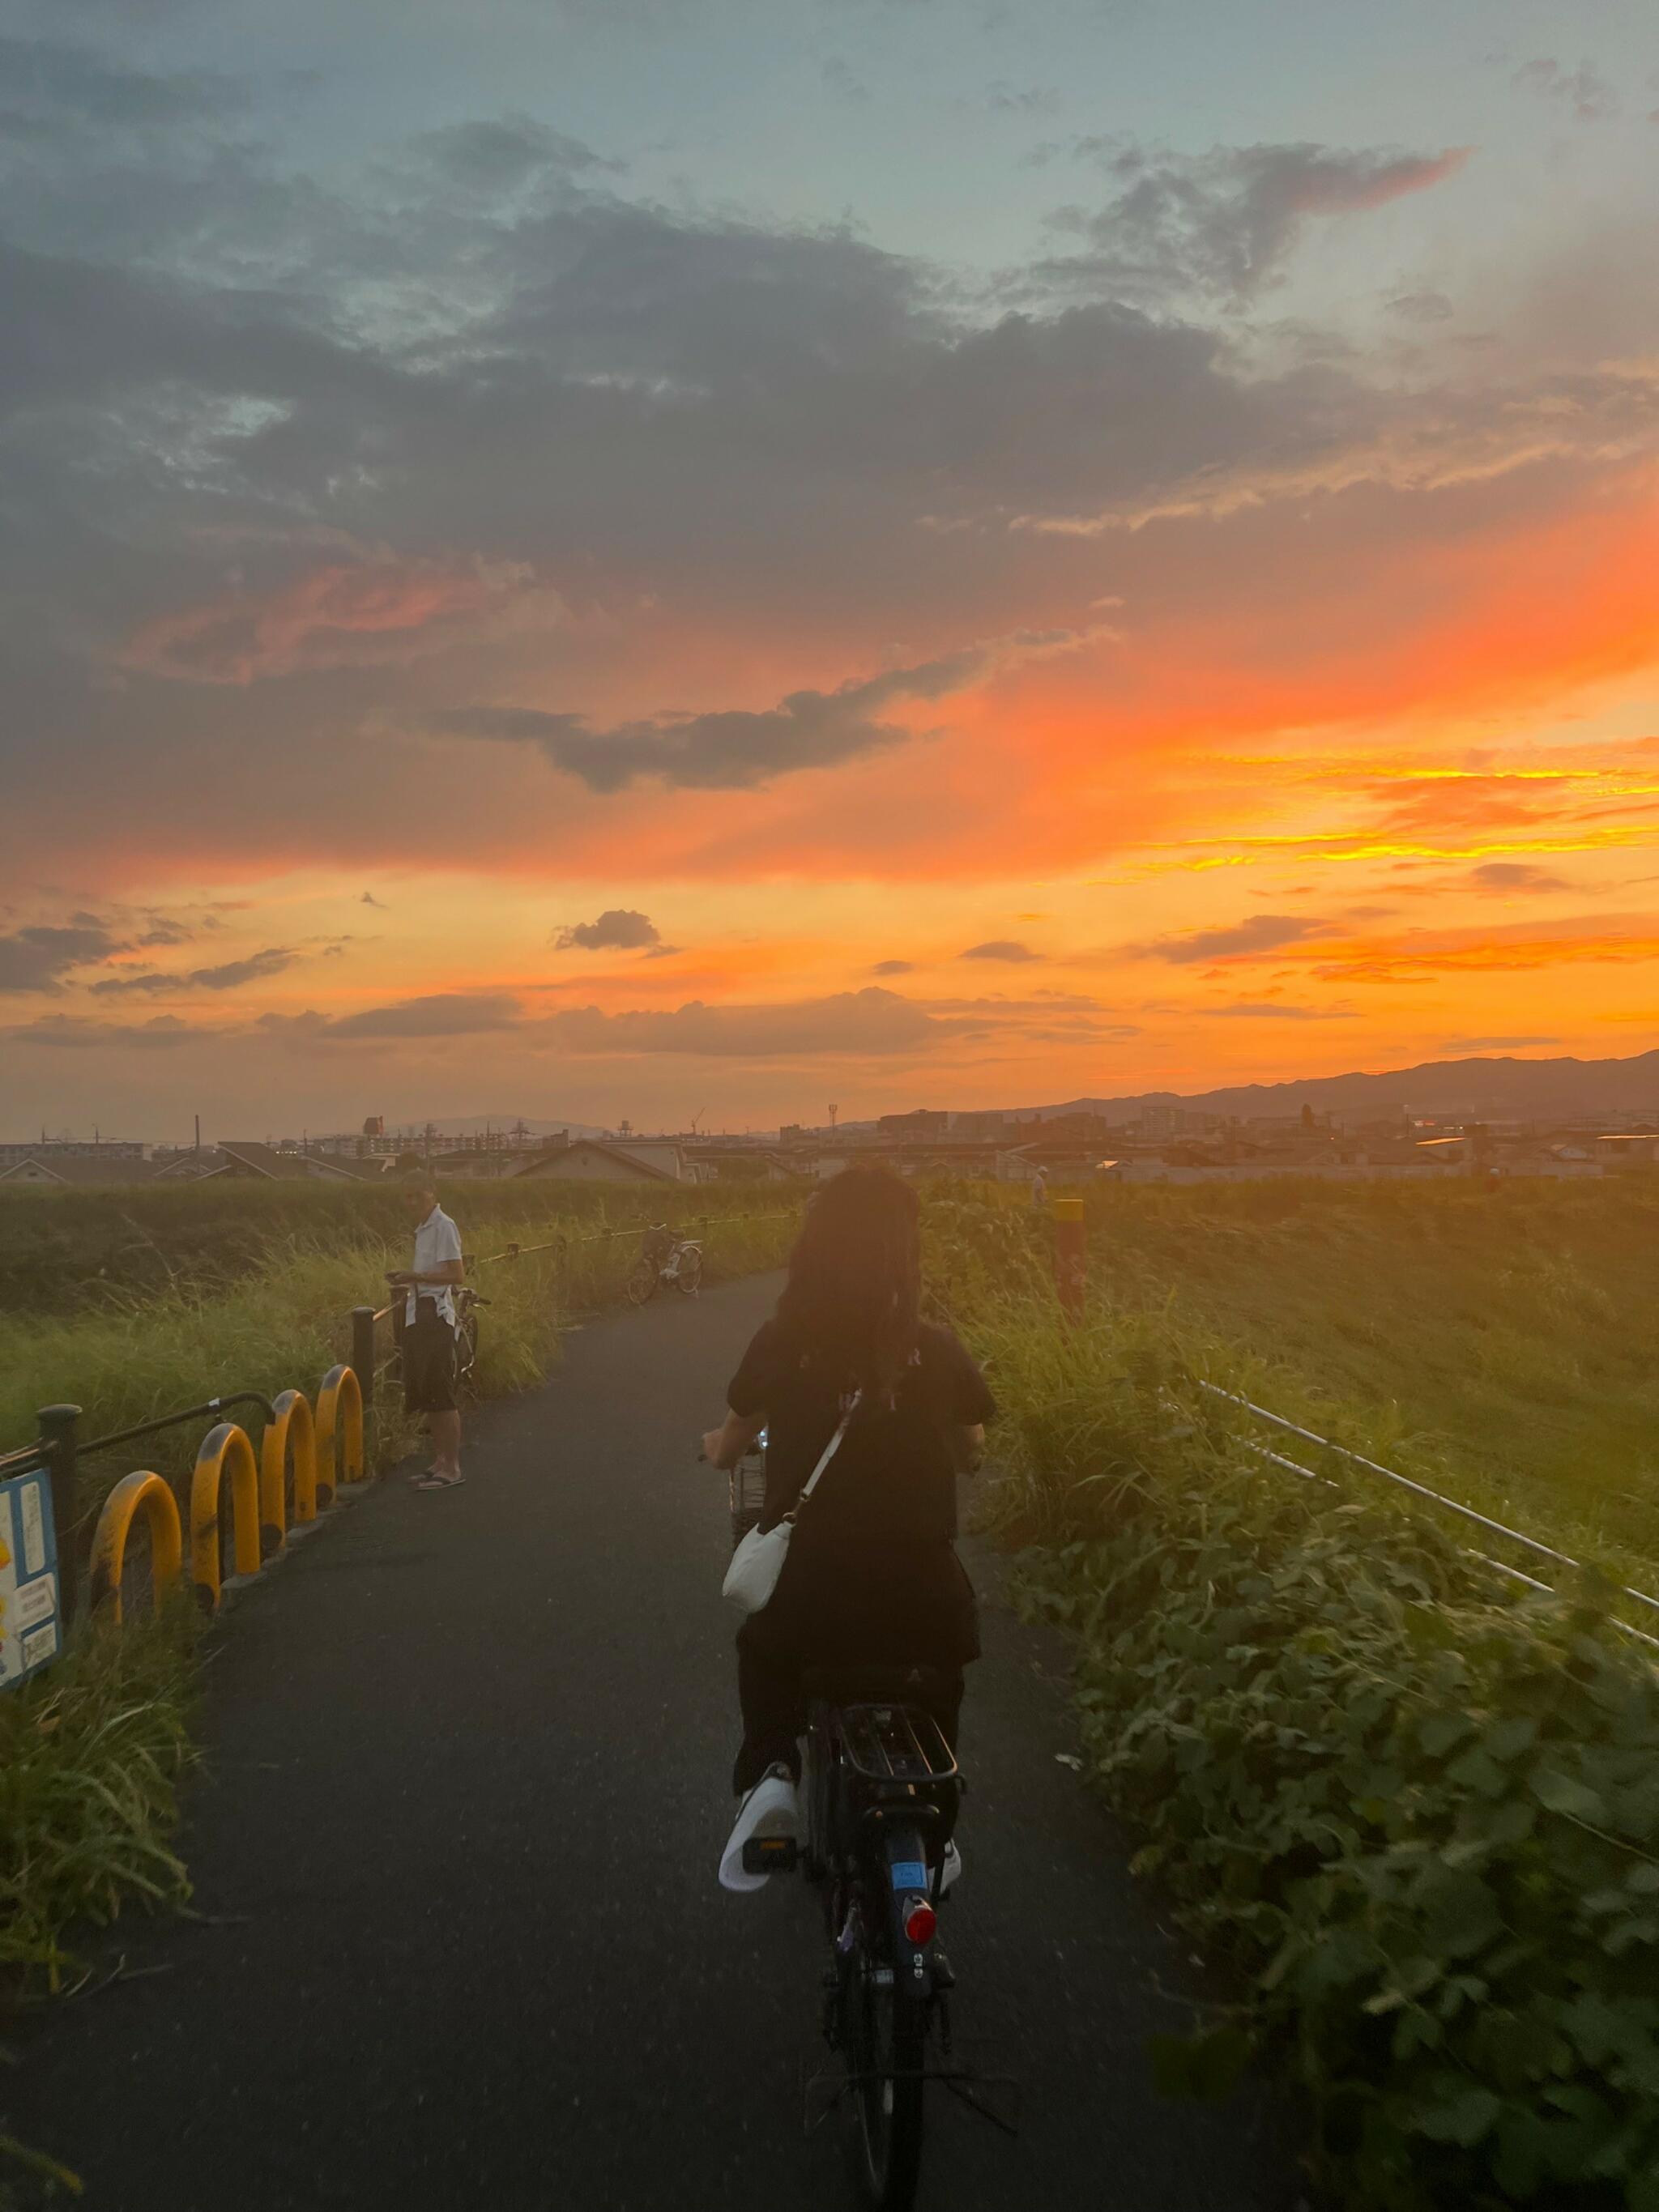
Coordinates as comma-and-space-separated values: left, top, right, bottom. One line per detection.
787, 1389, 863, 1523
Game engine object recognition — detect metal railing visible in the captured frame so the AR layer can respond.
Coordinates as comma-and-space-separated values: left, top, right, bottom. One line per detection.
1199, 1379, 1659, 1653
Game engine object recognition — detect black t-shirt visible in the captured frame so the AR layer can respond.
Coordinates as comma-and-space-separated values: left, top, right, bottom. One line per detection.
727, 1319, 996, 1550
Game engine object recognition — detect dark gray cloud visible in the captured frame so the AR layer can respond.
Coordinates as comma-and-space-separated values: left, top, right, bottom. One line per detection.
179, 947, 301, 992
1134, 914, 1326, 963
258, 984, 960, 1058
387, 114, 612, 204
433, 639, 1065, 791
89, 944, 301, 995
555, 909, 661, 951
5, 1012, 207, 1047
1034, 139, 1470, 305
1468, 862, 1571, 894
0, 35, 1618, 889
1513, 58, 1618, 123
958, 940, 1040, 962
870, 958, 914, 974
1384, 288, 1455, 323
535, 987, 944, 1057
0, 923, 119, 991
0, 35, 243, 134
263, 991, 522, 1041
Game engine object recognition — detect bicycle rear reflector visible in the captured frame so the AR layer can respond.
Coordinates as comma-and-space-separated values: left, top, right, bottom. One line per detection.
903, 1898, 936, 1946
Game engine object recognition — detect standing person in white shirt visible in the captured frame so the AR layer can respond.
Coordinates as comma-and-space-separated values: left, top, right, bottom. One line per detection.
387, 1176, 467, 1491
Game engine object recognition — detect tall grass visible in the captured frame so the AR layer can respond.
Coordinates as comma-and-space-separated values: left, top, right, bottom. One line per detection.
1072, 1174, 1659, 1571
0, 1173, 793, 1317
0, 1610, 195, 1989
0, 1188, 800, 1505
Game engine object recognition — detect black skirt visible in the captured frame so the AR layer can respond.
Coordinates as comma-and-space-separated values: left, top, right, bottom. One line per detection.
757, 1531, 980, 1669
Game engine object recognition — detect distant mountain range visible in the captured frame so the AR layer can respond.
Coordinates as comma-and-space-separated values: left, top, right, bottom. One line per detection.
1006, 1048, 1659, 1127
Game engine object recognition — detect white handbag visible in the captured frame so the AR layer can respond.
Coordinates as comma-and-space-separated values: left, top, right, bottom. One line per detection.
722, 1392, 861, 1615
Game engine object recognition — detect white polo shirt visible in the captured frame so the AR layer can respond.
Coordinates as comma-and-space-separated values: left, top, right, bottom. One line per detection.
407, 1204, 463, 1327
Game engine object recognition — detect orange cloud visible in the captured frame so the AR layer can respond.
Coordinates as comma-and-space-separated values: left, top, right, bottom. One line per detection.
1299, 917, 1659, 982
120, 557, 565, 685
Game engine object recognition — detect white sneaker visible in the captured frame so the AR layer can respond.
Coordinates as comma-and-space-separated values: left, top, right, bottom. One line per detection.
940, 1840, 962, 1893
719, 1763, 800, 1893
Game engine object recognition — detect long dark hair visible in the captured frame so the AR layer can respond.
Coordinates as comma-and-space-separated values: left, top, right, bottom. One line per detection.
775, 1165, 922, 1400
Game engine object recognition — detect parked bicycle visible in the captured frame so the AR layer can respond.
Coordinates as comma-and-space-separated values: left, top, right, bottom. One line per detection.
452, 1283, 488, 1401
625, 1223, 704, 1305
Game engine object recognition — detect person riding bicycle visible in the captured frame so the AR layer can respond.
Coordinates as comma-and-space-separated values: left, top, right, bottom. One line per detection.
701, 1165, 993, 1893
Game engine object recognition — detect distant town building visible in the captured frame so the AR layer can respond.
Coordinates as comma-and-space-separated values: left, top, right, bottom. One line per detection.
950, 1110, 1009, 1139
513, 1138, 687, 1183
0, 1138, 148, 1164
877, 1110, 949, 1140
0, 1153, 161, 1187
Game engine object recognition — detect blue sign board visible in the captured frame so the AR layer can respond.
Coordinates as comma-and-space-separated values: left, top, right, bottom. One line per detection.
0, 1467, 62, 1687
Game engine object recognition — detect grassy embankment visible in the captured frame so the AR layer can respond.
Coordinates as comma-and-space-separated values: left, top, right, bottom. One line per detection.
0, 1178, 797, 1494
1065, 1174, 1659, 1586
926, 1187, 1659, 2212
0, 1180, 799, 2000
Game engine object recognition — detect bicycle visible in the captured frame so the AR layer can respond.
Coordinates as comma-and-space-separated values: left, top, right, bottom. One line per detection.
744, 1666, 1013, 2208
625, 1224, 704, 1305
452, 1284, 488, 1401
728, 1429, 767, 1549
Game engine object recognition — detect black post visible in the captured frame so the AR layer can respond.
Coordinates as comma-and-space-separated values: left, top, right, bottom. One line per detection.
350, 1306, 377, 1427
36, 1403, 82, 1627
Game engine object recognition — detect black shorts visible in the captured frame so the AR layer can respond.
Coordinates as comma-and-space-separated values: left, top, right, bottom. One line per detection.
403, 1305, 458, 1414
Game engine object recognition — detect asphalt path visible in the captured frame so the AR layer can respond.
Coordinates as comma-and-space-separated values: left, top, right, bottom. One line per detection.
12, 1271, 1307, 2211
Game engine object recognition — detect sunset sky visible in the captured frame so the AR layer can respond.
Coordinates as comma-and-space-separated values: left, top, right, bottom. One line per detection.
2, 0, 1656, 1138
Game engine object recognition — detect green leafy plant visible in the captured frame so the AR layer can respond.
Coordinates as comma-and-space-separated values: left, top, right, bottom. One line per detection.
927, 1192, 1659, 2210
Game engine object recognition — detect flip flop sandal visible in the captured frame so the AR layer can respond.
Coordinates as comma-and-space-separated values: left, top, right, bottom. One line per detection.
415, 1471, 466, 1491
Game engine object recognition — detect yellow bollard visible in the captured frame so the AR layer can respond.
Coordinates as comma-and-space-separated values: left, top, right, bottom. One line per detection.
314, 1364, 364, 1507
258, 1389, 317, 1551
88, 1472, 183, 1623
190, 1423, 262, 1610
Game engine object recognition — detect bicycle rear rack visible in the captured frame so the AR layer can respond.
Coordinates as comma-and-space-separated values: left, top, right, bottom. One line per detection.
838, 1703, 958, 1786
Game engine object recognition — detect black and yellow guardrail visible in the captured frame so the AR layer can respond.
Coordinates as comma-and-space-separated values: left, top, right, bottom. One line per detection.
87, 1362, 367, 1620
23, 1200, 794, 1650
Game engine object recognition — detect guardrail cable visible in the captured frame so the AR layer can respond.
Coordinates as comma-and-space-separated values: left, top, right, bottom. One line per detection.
1201, 1377, 1659, 1643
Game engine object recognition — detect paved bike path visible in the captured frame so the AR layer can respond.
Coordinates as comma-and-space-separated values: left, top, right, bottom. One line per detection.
12, 1273, 1307, 2211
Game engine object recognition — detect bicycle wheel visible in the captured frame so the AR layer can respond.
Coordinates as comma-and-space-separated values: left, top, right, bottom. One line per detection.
675, 1248, 703, 1297
625, 1255, 658, 1306
842, 1940, 924, 2210
454, 1308, 480, 1400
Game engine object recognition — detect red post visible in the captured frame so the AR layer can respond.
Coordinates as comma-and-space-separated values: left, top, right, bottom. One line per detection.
1053, 1196, 1086, 1319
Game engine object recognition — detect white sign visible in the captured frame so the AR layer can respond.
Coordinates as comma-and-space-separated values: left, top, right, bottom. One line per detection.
19, 1482, 44, 1575
0, 1471, 62, 1688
